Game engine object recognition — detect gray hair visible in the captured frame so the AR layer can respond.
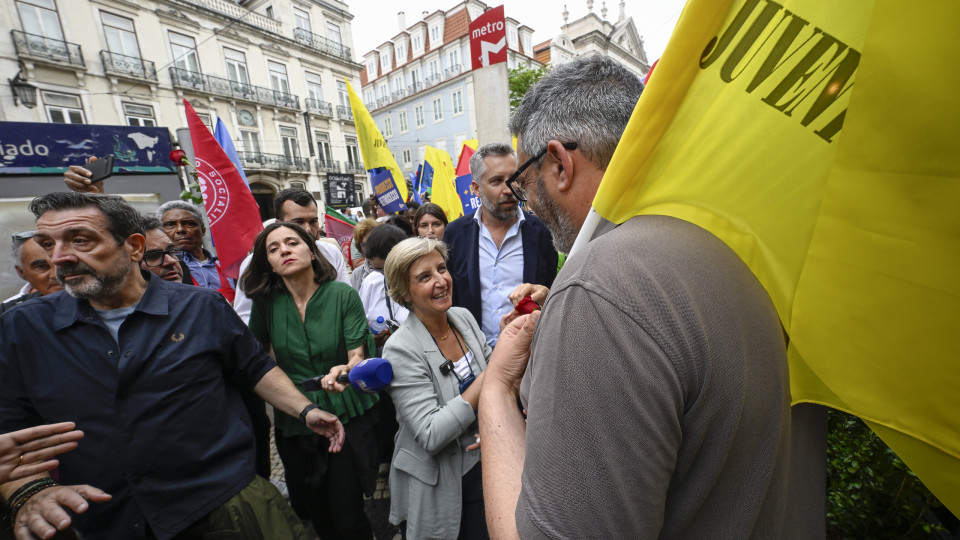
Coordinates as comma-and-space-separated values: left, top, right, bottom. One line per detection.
10, 231, 36, 264
508, 55, 643, 171
469, 142, 515, 183
29, 192, 143, 246
156, 200, 205, 226
384, 237, 449, 310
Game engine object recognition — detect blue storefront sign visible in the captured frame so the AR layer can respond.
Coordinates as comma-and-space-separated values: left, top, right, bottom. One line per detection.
0, 122, 175, 175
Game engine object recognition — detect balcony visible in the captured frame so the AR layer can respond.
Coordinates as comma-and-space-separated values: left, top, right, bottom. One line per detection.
424, 73, 442, 88
315, 159, 340, 173
343, 162, 366, 174
11, 30, 84, 68
186, 0, 281, 34
181, 72, 300, 109
391, 89, 406, 101
407, 81, 423, 95
101, 50, 157, 81
293, 28, 352, 62
376, 96, 392, 108
336, 105, 353, 122
239, 151, 310, 172
169, 67, 206, 91
445, 64, 463, 79
305, 98, 333, 116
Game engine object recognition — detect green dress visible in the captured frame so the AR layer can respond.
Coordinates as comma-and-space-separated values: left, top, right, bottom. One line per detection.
249, 280, 378, 437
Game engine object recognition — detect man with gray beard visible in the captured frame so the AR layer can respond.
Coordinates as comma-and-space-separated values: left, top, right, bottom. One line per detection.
0, 192, 344, 540
443, 143, 558, 347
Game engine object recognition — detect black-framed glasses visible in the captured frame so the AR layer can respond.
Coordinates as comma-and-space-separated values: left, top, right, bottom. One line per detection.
142, 248, 186, 267
11, 231, 36, 244
506, 142, 578, 202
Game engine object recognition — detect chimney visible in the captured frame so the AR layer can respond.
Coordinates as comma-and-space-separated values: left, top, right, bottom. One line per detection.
422, 10, 429, 20
398, 11, 406, 31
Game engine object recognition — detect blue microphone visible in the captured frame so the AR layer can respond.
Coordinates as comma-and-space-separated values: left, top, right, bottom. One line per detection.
334, 357, 393, 394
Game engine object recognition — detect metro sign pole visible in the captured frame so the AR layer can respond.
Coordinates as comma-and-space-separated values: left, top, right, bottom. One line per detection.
469, 5, 510, 147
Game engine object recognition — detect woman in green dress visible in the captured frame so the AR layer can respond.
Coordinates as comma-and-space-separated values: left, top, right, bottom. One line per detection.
242, 222, 378, 539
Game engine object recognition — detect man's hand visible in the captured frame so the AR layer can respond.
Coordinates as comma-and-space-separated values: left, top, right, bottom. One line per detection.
63, 156, 103, 194
0, 423, 83, 484
322, 365, 350, 394
304, 409, 345, 453
12, 484, 111, 540
373, 328, 391, 348
508, 283, 549, 307
488, 311, 540, 393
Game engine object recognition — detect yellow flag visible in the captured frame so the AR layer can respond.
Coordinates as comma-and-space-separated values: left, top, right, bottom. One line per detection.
345, 80, 408, 201
423, 146, 463, 222
593, 0, 960, 510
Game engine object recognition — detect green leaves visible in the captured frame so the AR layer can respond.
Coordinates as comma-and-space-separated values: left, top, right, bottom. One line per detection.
508, 64, 551, 112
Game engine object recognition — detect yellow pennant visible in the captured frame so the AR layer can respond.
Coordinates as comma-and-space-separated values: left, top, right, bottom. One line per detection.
423, 146, 463, 222
346, 80, 408, 201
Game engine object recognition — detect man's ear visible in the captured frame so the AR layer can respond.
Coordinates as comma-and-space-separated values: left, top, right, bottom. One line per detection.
546, 140, 576, 193
14, 265, 26, 281
125, 233, 146, 261
470, 180, 480, 196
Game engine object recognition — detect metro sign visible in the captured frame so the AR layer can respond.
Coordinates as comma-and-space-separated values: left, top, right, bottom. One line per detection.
469, 5, 507, 70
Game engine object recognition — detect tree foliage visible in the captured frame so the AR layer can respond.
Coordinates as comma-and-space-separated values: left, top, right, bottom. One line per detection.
508, 64, 550, 112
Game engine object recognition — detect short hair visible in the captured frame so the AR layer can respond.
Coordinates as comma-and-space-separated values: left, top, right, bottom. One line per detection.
364, 224, 410, 261
413, 203, 448, 230
241, 222, 337, 302
274, 188, 316, 220
353, 218, 380, 246
384, 215, 414, 237
470, 142, 516, 183
361, 199, 373, 217
10, 231, 36, 263
29, 192, 143, 245
384, 237, 448, 310
140, 215, 163, 232
405, 201, 421, 213
509, 55, 644, 171
156, 200, 205, 226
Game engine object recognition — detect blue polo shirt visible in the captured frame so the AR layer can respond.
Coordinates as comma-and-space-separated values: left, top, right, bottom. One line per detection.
0, 273, 275, 539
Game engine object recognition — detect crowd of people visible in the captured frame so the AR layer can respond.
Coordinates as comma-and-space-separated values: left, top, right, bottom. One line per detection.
0, 55, 819, 540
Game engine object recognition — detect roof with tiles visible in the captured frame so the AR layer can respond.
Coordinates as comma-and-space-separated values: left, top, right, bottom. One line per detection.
534, 39, 552, 64
443, 7, 471, 46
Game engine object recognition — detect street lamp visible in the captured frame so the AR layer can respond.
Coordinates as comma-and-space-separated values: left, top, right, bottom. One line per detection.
8, 70, 37, 109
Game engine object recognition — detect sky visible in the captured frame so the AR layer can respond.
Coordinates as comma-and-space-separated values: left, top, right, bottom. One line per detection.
350, 0, 689, 63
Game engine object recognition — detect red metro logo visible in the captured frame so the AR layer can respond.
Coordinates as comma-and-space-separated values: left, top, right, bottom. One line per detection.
195, 157, 231, 226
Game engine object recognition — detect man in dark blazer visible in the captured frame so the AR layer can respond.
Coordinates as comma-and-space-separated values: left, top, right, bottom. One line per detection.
444, 142, 557, 347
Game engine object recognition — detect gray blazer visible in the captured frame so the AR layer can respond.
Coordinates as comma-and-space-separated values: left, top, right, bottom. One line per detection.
382, 306, 492, 539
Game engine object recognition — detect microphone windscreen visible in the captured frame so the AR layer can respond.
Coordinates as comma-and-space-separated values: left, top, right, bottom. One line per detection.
348, 357, 393, 393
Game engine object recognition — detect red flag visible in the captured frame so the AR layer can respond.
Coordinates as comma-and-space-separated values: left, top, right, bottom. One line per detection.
455, 144, 474, 177
324, 213, 355, 267
183, 99, 263, 279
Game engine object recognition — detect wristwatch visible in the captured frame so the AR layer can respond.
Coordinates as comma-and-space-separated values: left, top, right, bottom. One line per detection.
299, 403, 320, 424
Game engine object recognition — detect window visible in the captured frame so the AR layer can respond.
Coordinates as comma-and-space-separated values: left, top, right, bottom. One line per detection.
454, 133, 466, 154
431, 97, 443, 122
434, 138, 446, 154
345, 136, 361, 167
414, 104, 425, 127
377, 83, 388, 100
123, 103, 155, 126
367, 59, 377, 79
240, 130, 261, 153
102, 12, 141, 59
448, 49, 460, 70
429, 25, 440, 43
417, 144, 426, 162
380, 52, 391, 71
429, 59, 439, 78
402, 148, 412, 165
522, 35, 532, 54
170, 32, 199, 73
398, 110, 408, 132
265, 6, 274, 19
337, 81, 348, 107
452, 89, 463, 115
412, 33, 422, 53
326, 22, 342, 45
305, 72, 323, 102
391, 76, 403, 94
315, 132, 332, 162
268, 60, 289, 94
225, 48, 249, 85
16, 0, 63, 41
280, 126, 299, 159
507, 27, 518, 49
293, 6, 310, 31
396, 43, 406, 64
364, 90, 375, 105
383, 117, 393, 137
43, 91, 83, 124
410, 67, 421, 90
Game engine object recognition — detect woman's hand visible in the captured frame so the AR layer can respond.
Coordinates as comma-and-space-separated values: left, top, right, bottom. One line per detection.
322, 365, 350, 393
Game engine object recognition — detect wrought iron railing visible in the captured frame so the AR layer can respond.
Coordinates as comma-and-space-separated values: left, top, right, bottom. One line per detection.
169, 69, 300, 109
424, 73, 442, 88
292, 28, 352, 61
101, 50, 157, 81
407, 81, 423, 95
314, 159, 339, 173
336, 105, 353, 122
343, 162, 366, 174
391, 89, 406, 101
238, 151, 310, 171
376, 96, 392, 108
444, 64, 463, 79
169, 67, 206, 91
305, 98, 333, 116
184, 0, 281, 33
11, 30, 84, 68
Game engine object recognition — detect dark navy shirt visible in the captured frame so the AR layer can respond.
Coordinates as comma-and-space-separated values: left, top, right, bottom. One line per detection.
0, 274, 275, 540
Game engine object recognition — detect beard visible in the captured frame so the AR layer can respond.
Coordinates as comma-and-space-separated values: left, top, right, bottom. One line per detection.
479, 190, 519, 222
534, 175, 580, 253
56, 256, 131, 301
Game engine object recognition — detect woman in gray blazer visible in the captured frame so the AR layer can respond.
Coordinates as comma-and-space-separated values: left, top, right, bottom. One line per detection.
382, 237, 492, 540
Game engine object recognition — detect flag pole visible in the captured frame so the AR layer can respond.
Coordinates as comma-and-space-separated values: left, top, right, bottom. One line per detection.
569, 207, 601, 257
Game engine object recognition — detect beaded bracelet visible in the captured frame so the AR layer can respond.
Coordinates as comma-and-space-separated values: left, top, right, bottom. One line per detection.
5, 477, 58, 521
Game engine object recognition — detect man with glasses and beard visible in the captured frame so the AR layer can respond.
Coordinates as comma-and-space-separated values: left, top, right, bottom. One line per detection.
0, 192, 344, 540
443, 143, 558, 347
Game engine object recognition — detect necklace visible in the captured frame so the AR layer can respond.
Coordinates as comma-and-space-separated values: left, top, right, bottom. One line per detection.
435, 325, 451, 340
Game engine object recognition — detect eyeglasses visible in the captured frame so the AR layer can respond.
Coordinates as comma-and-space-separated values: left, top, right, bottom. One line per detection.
142, 248, 186, 267
506, 142, 578, 202
10, 231, 36, 245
